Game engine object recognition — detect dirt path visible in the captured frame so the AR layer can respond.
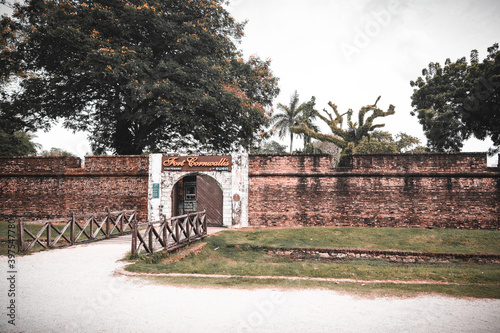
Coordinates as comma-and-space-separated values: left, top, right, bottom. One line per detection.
1, 232, 499, 333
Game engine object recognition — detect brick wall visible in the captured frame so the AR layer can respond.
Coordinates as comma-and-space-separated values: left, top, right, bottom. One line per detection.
248, 153, 500, 229
2, 153, 499, 229
0, 156, 148, 221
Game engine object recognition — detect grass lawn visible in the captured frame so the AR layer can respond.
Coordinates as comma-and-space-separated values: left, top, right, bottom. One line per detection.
126, 227, 500, 299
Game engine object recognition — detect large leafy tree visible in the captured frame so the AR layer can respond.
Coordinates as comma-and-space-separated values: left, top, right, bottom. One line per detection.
410, 43, 500, 154
270, 91, 315, 153
0, 0, 279, 154
0, 4, 40, 157
292, 96, 395, 160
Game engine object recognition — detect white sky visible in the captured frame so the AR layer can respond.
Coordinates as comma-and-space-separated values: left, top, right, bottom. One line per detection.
3, 0, 500, 164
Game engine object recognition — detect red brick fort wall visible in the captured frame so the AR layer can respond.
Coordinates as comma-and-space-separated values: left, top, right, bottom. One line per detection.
0, 156, 148, 221
248, 153, 499, 229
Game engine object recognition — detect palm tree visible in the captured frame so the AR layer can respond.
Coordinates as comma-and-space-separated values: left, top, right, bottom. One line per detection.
299, 96, 319, 148
270, 91, 315, 153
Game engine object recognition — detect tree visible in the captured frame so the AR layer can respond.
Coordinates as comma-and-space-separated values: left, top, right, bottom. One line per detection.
39, 147, 77, 157
0, 4, 39, 157
270, 91, 315, 153
410, 43, 500, 154
0, 0, 279, 155
292, 96, 396, 161
353, 131, 425, 154
0, 130, 40, 156
251, 140, 287, 154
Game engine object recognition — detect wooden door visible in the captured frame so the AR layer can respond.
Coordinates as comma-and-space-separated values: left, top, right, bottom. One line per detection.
196, 175, 223, 226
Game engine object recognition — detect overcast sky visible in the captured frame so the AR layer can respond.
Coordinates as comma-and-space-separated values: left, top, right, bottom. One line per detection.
4, 0, 500, 164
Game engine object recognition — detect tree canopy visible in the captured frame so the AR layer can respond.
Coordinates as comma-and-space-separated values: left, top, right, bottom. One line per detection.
410, 43, 500, 154
292, 96, 396, 160
353, 131, 425, 154
251, 139, 287, 154
0, 130, 39, 156
0, 0, 279, 155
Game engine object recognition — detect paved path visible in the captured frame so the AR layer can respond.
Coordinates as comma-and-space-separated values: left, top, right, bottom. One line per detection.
1, 229, 499, 333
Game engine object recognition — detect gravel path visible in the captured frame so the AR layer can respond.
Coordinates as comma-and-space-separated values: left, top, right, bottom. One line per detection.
1, 233, 499, 333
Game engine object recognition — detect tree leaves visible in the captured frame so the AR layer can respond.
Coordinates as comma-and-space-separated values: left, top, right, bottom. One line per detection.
410, 43, 500, 155
0, 0, 279, 154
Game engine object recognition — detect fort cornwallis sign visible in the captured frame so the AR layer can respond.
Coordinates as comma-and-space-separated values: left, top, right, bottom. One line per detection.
162, 155, 231, 172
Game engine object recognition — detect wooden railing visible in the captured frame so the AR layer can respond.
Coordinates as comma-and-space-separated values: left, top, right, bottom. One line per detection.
17, 209, 136, 252
131, 210, 207, 255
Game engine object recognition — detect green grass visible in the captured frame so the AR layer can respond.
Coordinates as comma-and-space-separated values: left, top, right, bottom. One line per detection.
208, 227, 500, 254
125, 227, 500, 298
0, 221, 17, 255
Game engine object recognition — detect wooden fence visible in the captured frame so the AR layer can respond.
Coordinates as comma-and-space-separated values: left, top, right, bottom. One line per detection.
17, 209, 136, 252
131, 210, 207, 255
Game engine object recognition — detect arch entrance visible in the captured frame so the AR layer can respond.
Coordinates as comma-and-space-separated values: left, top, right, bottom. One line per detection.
172, 174, 223, 226
147, 153, 248, 228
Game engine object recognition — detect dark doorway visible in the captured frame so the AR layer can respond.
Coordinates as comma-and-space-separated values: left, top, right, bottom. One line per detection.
171, 174, 223, 226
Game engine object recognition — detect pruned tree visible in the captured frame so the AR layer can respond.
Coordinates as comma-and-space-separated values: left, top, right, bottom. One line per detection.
292, 96, 395, 160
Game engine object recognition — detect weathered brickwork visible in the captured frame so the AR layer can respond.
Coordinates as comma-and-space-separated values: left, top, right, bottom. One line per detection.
248, 153, 500, 229
347, 152, 488, 173
249, 154, 336, 174
1, 153, 498, 229
0, 156, 148, 221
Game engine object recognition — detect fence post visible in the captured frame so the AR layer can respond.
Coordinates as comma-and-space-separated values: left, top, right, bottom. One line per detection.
90, 215, 94, 240
119, 209, 124, 234
17, 220, 24, 253
70, 213, 75, 245
47, 222, 51, 248
131, 219, 137, 255
202, 209, 207, 236
175, 219, 180, 244
195, 212, 200, 236
162, 215, 167, 251
106, 208, 111, 238
148, 225, 153, 254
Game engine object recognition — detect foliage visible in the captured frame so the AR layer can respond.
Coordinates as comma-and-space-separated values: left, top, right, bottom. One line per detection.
251, 139, 287, 154
0, 130, 39, 156
39, 147, 76, 157
292, 96, 395, 160
0, 0, 279, 155
410, 43, 500, 155
270, 91, 316, 153
353, 131, 426, 154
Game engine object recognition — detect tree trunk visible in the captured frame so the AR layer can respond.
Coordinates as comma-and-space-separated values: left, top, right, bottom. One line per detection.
113, 119, 144, 155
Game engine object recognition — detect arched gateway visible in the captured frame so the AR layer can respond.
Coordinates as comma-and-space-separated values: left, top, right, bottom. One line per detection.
147, 153, 248, 228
